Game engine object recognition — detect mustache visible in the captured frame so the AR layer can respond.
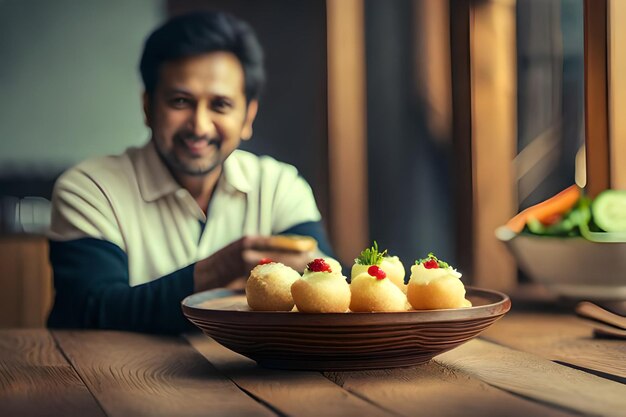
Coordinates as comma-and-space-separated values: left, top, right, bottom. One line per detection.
174, 132, 221, 147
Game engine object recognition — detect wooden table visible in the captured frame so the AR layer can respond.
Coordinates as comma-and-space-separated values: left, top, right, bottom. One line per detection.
2, 310, 625, 417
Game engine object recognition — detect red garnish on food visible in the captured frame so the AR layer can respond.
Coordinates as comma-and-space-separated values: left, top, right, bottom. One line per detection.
307, 258, 332, 273
423, 259, 439, 269
258, 258, 273, 265
368, 265, 387, 280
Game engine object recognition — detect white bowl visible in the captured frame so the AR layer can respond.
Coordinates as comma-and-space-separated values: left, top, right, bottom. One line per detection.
496, 226, 626, 300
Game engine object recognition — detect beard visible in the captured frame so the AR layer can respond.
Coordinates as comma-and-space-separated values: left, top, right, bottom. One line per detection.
155, 132, 223, 177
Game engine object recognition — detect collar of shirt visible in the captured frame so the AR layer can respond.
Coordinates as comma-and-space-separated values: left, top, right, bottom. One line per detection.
133, 140, 252, 203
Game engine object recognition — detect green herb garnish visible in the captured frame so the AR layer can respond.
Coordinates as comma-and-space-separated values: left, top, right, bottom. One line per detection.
355, 241, 387, 265
415, 252, 450, 268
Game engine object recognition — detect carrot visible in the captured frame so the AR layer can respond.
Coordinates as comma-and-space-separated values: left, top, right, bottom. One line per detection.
506, 185, 581, 233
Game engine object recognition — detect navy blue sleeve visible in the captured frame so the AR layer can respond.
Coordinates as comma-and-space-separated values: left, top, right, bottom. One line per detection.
278, 221, 335, 258
47, 238, 196, 334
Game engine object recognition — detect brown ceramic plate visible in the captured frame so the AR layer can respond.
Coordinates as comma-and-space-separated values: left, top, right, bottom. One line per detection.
182, 286, 511, 371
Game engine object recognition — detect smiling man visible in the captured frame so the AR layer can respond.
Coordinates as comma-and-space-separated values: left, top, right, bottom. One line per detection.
47, 12, 333, 333
148, 51, 258, 212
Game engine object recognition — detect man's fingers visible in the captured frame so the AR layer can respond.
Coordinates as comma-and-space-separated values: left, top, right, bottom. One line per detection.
240, 235, 271, 250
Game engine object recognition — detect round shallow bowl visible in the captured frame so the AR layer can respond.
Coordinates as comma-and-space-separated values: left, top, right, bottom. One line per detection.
182, 287, 510, 371
497, 227, 626, 300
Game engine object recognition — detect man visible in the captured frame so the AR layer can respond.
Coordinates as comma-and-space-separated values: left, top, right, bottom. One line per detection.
47, 11, 332, 333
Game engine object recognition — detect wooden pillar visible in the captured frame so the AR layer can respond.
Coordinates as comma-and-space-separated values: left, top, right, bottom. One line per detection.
451, 0, 517, 290
414, 0, 453, 144
326, 0, 368, 264
471, 0, 517, 291
584, 0, 610, 198
450, 0, 474, 281
609, 0, 626, 190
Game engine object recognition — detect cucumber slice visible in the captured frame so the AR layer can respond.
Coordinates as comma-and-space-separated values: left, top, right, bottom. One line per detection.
591, 190, 626, 232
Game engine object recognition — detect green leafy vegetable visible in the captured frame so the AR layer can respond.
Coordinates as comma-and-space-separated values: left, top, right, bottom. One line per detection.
523, 195, 590, 237
521, 191, 626, 242
355, 241, 387, 265
415, 252, 450, 269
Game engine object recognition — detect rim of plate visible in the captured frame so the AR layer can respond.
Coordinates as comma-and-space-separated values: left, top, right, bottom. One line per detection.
181, 286, 511, 326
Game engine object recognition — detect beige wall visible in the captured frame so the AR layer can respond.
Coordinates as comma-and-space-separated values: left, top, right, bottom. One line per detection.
0, 0, 165, 172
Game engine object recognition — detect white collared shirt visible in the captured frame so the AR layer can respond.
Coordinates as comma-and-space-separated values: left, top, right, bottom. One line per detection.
48, 141, 321, 286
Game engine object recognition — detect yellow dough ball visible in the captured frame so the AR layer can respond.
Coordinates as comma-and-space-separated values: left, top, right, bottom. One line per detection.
407, 263, 470, 310
291, 258, 350, 313
351, 263, 367, 280
246, 262, 300, 311
380, 256, 406, 292
351, 255, 405, 292
349, 269, 407, 312
323, 257, 344, 275
461, 298, 473, 308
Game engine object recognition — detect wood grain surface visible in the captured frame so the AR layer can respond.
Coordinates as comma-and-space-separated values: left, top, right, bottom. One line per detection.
2, 327, 625, 417
482, 313, 626, 382
0, 329, 105, 417
325, 361, 573, 417
436, 338, 626, 417
186, 332, 391, 417
188, 333, 584, 417
53, 330, 275, 417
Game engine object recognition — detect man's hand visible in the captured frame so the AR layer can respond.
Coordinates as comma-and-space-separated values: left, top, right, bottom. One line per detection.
193, 236, 319, 292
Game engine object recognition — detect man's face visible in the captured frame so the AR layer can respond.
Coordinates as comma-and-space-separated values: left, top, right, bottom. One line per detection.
145, 52, 258, 177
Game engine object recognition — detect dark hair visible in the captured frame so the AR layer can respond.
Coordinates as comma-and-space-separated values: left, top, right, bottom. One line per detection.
139, 11, 265, 102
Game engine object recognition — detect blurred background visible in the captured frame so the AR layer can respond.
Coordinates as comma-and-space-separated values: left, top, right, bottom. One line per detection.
2, 0, 620, 327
